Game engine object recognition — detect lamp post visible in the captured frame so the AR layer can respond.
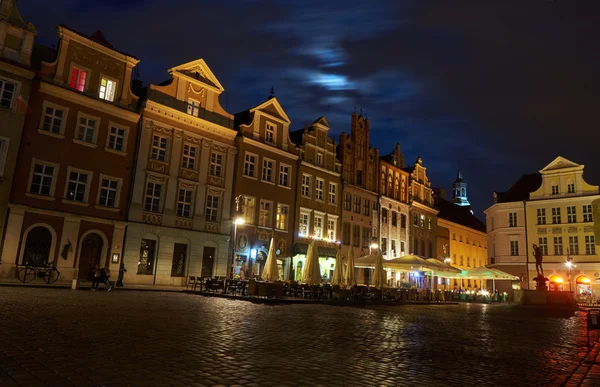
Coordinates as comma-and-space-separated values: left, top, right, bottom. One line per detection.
369, 242, 378, 256
566, 252, 574, 293
227, 194, 245, 280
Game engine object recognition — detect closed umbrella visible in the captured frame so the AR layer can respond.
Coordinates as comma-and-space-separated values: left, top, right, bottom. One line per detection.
344, 242, 356, 287
302, 240, 322, 284
331, 249, 343, 285
310, 241, 322, 285
301, 240, 314, 284
372, 249, 385, 289
261, 238, 279, 282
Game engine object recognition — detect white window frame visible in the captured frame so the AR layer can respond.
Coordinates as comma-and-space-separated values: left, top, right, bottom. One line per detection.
68, 62, 91, 92
276, 203, 289, 231
567, 205, 577, 223
278, 163, 291, 188
105, 121, 129, 155
554, 236, 563, 255
98, 74, 118, 102
299, 210, 311, 237
585, 235, 596, 255
74, 112, 100, 147
569, 236, 579, 255
63, 166, 93, 204
328, 182, 337, 205
508, 212, 517, 227
567, 182, 575, 194
551, 184, 559, 195
315, 178, 324, 201
187, 98, 200, 117
261, 158, 275, 183
209, 151, 225, 177
0, 136, 9, 177
258, 200, 273, 228
316, 152, 323, 166
181, 143, 198, 170
0, 76, 19, 110
177, 187, 194, 218
265, 122, 276, 144
243, 152, 258, 179
538, 237, 548, 256
96, 174, 122, 210
327, 216, 338, 241
552, 207, 561, 224
301, 174, 311, 198
509, 239, 519, 256
242, 196, 256, 225
205, 192, 220, 222
150, 134, 169, 162
27, 159, 59, 199
39, 100, 69, 138
537, 208, 546, 225
314, 214, 324, 239
583, 204, 593, 222
144, 180, 164, 213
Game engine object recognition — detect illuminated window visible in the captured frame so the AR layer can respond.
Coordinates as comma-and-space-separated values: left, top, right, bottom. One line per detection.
242, 196, 255, 224
258, 200, 272, 227
69, 66, 87, 92
314, 215, 323, 238
299, 212, 310, 236
327, 219, 336, 240
420, 215, 424, 228
276, 204, 289, 231
99, 77, 116, 101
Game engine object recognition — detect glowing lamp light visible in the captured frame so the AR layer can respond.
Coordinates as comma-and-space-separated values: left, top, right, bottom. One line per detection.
234, 217, 245, 225
250, 249, 257, 259
413, 271, 420, 277
370, 243, 378, 249
565, 261, 573, 268
579, 277, 591, 284
552, 277, 564, 284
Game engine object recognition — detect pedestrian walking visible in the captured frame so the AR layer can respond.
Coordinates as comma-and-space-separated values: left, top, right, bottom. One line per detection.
91, 264, 101, 291
99, 267, 112, 292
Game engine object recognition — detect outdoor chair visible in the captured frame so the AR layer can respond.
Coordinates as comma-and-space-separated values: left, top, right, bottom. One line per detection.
186, 276, 197, 291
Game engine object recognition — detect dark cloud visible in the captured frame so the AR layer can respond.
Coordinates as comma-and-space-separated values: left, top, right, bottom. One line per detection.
18, 0, 600, 216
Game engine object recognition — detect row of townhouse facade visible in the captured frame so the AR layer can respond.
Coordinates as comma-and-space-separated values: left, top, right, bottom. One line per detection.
0, 1, 484, 286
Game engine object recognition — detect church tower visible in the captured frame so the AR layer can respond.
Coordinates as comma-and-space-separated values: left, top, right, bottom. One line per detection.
452, 170, 470, 207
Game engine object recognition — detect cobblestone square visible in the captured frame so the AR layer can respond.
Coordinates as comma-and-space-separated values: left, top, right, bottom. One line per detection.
0, 288, 593, 386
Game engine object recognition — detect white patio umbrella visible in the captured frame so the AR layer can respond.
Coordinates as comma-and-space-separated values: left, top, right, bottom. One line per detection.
331, 249, 344, 285
302, 240, 322, 284
372, 249, 385, 289
343, 241, 356, 287
261, 238, 279, 282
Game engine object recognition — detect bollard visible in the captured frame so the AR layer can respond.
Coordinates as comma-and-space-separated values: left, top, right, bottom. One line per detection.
72, 268, 79, 290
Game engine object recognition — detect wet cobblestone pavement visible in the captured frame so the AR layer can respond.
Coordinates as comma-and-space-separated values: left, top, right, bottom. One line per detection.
0, 287, 594, 386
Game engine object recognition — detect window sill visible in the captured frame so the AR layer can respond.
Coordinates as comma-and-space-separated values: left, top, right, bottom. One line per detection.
104, 147, 127, 156
257, 226, 273, 230
73, 139, 98, 148
274, 228, 288, 233
95, 205, 120, 212
278, 185, 292, 190
25, 193, 55, 201
37, 129, 64, 139
62, 199, 89, 207
243, 174, 258, 180
261, 180, 275, 185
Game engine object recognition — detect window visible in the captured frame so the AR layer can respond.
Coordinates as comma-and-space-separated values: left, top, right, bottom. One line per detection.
467, 257, 470, 267
510, 240, 519, 256
69, 66, 87, 92
314, 215, 324, 238
279, 164, 290, 187
65, 170, 89, 202
452, 233, 456, 240
182, 144, 197, 169
205, 194, 220, 222
0, 78, 16, 109
316, 153, 323, 166
171, 243, 187, 277
551, 184, 559, 195
343, 193, 351, 211
569, 236, 579, 255
242, 196, 255, 224
41, 103, 65, 134
187, 98, 199, 117
467, 237, 470, 244
275, 204, 289, 230
382, 208, 388, 224
400, 214, 406, 228
99, 77, 116, 102
151, 135, 168, 161
352, 225, 360, 247
586, 236, 596, 255
76, 116, 97, 144
391, 212, 397, 227
363, 227, 371, 247
554, 236, 563, 255
363, 199, 370, 216
420, 215, 425, 228
537, 208, 546, 225
391, 240, 396, 256
302, 174, 311, 197
315, 178, 324, 201
258, 200, 272, 227
144, 182, 162, 212
401, 241, 405, 254
265, 122, 275, 143
552, 207, 561, 224
508, 212, 517, 227
567, 206, 576, 223
538, 237, 548, 256
261, 159, 274, 182
98, 177, 119, 208
413, 213, 418, 225
567, 182, 575, 194
328, 183, 337, 205
460, 256, 464, 266
452, 254, 457, 265
299, 212, 310, 236
243, 153, 256, 177
381, 237, 388, 254
327, 219, 336, 240
107, 125, 127, 152
210, 152, 224, 177
428, 218, 432, 230
177, 188, 193, 217
353, 196, 361, 213
460, 235, 463, 242
138, 239, 156, 275
342, 222, 351, 245
584, 205, 593, 222
29, 163, 55, 196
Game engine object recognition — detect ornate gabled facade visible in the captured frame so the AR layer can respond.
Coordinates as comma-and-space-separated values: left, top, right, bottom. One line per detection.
338, 112, 379, 276
232, 95, 298, 280
1, 25, 140, 280
289, 116, 342, 281
125, 58, 237, 285
0, 0, 36, 261
405, 157, 438, 259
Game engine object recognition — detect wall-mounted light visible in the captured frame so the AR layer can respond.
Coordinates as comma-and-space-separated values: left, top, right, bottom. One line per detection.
250, 249, 257, 259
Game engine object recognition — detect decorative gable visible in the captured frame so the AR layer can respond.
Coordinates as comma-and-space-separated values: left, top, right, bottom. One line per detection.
540, 156, 581, 172
249, 97, 291, 124
169, 58, 225, 93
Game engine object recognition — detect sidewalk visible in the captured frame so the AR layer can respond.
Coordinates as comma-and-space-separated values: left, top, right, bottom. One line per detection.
0, 278, 186, 292
564, 335, 600, 386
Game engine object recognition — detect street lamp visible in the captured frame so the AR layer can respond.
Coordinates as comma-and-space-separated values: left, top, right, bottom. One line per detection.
369, 242, 378, 255
227, 195, 245, 280
565, 253, 574, 292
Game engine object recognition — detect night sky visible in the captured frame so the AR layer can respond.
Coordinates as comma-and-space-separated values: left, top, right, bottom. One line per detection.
18, 0, 600, 217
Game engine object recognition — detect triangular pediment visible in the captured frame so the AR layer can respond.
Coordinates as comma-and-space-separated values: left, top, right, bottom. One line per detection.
313, 116, 330, 128
540, 156, 581, 172
250, 97, 291, 124
168, 58, 224, 92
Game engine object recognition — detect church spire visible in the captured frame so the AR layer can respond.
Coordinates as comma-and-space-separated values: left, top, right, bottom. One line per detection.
452, 169, 470, 207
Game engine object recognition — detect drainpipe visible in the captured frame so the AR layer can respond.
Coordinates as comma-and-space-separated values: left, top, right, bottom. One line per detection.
524, 200, 530, 290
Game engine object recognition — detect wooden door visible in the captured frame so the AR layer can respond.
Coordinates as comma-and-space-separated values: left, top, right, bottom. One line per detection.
201, 246, 215, 278
78, 234, 103, 280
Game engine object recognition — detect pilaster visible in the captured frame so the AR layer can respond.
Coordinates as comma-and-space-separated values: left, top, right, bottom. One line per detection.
195, 139, 212, 218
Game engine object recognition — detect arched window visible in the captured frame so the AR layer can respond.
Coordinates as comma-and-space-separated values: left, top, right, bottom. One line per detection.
22, 226, 53, 266
461, 188, 466, 197
380, 171, 386, 194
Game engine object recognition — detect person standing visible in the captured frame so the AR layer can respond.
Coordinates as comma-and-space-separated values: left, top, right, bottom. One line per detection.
91, 265, 101, 291
99, 267, 112, 292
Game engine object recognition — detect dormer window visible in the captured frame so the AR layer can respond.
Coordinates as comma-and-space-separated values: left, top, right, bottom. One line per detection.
265, 123, 275, 144
69, 66, 87, 92
567, 182, 575, 194
316, 153, 323, 166
551, 184, 559, 195
99, 77, 116, 102
187, 98, 200, 117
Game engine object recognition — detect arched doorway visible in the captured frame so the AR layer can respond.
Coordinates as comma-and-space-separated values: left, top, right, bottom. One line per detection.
576, 275, 592, 300
548, 275, 563, 291
22, 226, 53, 266
78, 233, 104, 280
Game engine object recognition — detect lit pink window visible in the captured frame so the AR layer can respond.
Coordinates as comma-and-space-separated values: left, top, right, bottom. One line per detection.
69, 67, 87, 92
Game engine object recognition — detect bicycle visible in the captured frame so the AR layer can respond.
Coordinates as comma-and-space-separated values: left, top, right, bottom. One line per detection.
18, 262, 60, 284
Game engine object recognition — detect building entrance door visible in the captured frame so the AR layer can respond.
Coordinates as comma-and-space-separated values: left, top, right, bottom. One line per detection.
78, 233, 104, 280
201, 247, 215, 278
